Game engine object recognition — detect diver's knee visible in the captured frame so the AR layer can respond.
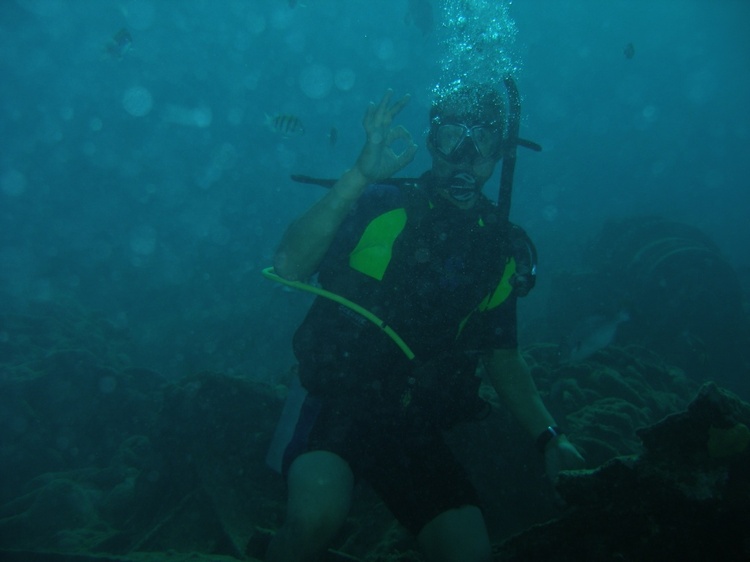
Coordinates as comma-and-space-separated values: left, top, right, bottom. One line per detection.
284, 451, 353, 538
287, 451, 354, 511
283, 492, 350, 542
288, 450, 353, 484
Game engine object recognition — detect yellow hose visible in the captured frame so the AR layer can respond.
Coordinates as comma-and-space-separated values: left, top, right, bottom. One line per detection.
261, 267, 416, 360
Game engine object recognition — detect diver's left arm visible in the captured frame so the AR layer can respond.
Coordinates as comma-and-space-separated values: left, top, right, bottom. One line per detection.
482, 348, 585, 480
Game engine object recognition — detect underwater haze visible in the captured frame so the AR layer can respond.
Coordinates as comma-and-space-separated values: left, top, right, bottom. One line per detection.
1, 0, 749, 387
2, 1, 750, 559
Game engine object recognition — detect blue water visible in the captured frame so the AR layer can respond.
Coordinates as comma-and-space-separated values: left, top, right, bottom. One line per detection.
1, 0, 748, 384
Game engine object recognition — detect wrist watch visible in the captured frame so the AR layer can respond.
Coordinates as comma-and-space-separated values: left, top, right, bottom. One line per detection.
536, 425, 563, 453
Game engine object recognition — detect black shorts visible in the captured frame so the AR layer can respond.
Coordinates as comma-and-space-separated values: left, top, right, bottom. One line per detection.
281, 394, 482, 536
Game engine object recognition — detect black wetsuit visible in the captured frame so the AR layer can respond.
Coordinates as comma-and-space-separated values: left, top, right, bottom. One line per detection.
283, 179, 528, 534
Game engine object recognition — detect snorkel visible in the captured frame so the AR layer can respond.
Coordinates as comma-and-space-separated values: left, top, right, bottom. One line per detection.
435, 170, 481, 203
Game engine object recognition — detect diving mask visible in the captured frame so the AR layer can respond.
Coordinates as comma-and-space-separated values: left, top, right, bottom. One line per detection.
432, 121, 503, 163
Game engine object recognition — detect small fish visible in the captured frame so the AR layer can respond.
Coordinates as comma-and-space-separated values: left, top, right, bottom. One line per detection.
565, 310, 630, 363
105, 28, 133, 60
328, 126, 338, 147
265, 114, 305, 137
623, 42, 635, 59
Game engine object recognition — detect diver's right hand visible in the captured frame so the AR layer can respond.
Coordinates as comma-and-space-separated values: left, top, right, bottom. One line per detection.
354, 89, 418, 184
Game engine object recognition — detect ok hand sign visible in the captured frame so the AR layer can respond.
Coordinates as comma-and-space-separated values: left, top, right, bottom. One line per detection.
354, 89, 419, 184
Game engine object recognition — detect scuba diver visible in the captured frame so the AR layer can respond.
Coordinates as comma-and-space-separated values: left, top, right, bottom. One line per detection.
265, 85, 585, 562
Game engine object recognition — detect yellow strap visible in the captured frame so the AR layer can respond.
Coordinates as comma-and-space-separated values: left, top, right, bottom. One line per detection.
261, 267, 416, 361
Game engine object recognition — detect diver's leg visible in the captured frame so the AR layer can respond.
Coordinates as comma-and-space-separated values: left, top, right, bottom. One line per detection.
265, 450, 354, 562
417, 505, 493, 562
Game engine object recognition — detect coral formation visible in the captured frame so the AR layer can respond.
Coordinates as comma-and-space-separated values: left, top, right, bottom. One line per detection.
1, 302, 748, 561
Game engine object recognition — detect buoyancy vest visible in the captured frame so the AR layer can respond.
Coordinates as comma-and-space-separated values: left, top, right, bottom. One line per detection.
293, 181, 534, 424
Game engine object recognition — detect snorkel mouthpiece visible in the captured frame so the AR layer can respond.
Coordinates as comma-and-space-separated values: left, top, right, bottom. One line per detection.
444, 171, 479, 202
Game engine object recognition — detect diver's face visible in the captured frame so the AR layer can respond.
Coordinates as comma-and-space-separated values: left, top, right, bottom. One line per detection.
428, 143, 500, 210
427, 117, 503, 209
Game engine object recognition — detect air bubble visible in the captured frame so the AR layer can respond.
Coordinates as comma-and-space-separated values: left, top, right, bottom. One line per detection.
130, 225, 157, 255
122, 0, 155, 31
122, 86, 153, 117
1, 169, 27, 196
334, 68, 356, 91
299, 64, 333, 99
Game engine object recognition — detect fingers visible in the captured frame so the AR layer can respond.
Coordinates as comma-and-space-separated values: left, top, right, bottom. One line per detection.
361, 90, 413, 154
399, 141, 419, 166
386, 93, 411, 120
363, 90, 392, 128
385, 124, 411, 145
387, 125, 419, 165
366, 89, 410, 125
375, 88, 394, 116
363, 101, 377, 129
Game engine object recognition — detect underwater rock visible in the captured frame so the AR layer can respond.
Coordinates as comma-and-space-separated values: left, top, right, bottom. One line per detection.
493, 382, 750, 561
545, 217, 750, 398
522, 343, 698, 469
0, 297, 735, 561
94, 372, 285, 558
